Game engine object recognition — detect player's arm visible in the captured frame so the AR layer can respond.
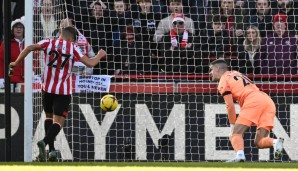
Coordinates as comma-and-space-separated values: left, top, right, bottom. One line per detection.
223, 94, 237, 124
10, 44, 43, 68
79, 49, 106, 67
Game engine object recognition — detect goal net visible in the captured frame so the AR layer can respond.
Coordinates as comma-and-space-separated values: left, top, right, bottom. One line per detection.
27, 0, 298, 162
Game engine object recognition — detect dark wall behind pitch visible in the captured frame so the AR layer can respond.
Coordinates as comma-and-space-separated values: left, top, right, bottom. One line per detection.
0, 93, 24, 161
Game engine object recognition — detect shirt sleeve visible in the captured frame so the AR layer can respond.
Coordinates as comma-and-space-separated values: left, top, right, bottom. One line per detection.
73, 44, 85, 60
37, 39, 50, 50
218, 76, 232, 96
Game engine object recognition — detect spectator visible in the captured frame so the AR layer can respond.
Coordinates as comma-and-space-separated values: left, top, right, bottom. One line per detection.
84, 1, 111, 52
153, 0, 195, 43
109, 0, 134, 47
54, 18, 95, 76
130, 0, 166, 15
157, 14, 198, 74
246, 0, 276, 38
33, 0, 59, 41
133, 0, 161, 57
112, 25, 151, 74
256, 13, 298, 74
134, 0, 161, 43
198, 15, 229, 73
209, 0, 247, 57
236, 25, 261, 74
85, 1, 112, 75
277, 0, 298, 36
0, 18, 25, 88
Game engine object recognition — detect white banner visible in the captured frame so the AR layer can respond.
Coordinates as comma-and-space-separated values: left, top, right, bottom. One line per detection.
75, 75, 112, 93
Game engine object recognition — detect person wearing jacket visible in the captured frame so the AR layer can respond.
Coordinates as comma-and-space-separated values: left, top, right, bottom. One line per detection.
256, 13, 298, 74
157, 14, 198, 74
0, 17, 25, 88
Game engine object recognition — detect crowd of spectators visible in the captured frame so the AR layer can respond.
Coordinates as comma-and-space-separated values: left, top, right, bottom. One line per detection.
1, 0, 298, 85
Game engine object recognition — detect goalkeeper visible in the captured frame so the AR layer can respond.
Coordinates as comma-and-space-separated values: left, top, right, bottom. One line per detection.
209, 59, 284, 162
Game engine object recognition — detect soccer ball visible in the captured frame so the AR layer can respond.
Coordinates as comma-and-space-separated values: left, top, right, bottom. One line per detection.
100, 94, 118, 112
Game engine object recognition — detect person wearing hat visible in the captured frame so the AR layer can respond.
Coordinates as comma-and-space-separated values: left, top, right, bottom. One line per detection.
157, 14, 198, 74
153, 0, 195, 42
277, 0, 298, 36
272, 13, 287, 37
256, 13, 298, 74
0, 17, 25, 88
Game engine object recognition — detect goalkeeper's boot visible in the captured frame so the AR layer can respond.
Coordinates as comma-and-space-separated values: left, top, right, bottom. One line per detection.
37, 140, 46, 162
48, 151, 58, 162
226, 154, 246, 162
273, 137, 284, 159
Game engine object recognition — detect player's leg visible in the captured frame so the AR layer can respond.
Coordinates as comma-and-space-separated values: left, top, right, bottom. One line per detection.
44, 114, 66, 162
254, 127, 271, 149
226, 116, 252, 162
44, 112, 55, 152
37, 91, 54, 161
255, 101, 284, 159
43, 93, 71, 161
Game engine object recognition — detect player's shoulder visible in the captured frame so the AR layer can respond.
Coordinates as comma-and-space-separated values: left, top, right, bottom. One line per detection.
224, 70, 241, 78
219, 71, 240, 83
39, 38, 52, 43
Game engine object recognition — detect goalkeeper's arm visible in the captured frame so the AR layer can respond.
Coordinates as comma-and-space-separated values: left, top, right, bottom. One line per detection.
223, 94, 237, 124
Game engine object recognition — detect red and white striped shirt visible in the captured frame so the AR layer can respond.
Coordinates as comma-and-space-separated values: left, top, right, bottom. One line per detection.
38, 38, 84, 95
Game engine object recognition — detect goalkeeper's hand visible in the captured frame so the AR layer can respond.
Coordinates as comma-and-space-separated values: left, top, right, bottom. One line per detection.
229, 124, 235, 140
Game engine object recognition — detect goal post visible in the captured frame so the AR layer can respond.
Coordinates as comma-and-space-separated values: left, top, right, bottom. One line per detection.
24, 0, 33, 162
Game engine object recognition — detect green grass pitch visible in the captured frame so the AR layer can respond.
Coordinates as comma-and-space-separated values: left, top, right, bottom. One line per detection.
0, 162, 298, 171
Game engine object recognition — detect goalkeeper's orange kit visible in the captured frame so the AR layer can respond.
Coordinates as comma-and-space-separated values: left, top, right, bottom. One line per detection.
217, 71, 276, 130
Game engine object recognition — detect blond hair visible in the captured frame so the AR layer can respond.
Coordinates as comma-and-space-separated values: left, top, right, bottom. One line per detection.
244, 25, 261, 52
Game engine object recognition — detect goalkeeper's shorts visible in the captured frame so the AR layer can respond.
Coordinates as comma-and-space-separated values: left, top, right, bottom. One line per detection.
236, 91, 276, 131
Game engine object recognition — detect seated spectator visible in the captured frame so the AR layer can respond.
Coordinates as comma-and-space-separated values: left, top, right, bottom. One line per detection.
112, 25, 151, 74
256, 13, 298, 74
277, 0, 298, 36
153, 0, 195, 43
55, 18, 95, 76
0, 18, 25, 88
33, 0, 58, 41
235, 25, 261, 74
245, 0, 276, 38
157, 14, 198, 74
198, 15, 229, 73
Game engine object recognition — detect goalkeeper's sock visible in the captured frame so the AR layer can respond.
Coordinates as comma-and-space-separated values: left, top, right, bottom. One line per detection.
258, 137, 273, 149
43, 123, 61, 146
231, 134, 244, 152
